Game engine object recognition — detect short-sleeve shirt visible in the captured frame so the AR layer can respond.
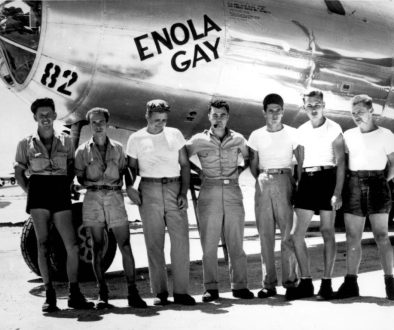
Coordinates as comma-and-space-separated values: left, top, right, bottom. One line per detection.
75, 137, 126, 187
344, 127, 394, 171
186, 128, 249, 179
297, 118, 342, 167
126, 127, 185, 178
247, 124, 298, 170
14, 131, 74, 176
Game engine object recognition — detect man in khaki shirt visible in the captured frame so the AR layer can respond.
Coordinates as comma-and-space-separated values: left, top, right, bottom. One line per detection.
75, 107, 146, 308
186, 99, 254, 302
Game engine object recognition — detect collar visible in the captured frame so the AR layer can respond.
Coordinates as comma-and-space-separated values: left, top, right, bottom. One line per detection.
88, 136, 115, 148
206, 127, 232, 139
32, 130, 62, 141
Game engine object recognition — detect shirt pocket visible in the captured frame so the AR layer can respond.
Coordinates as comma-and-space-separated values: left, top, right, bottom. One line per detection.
104, 159, 120, 181
51, 152, 68, 171
223, 147, 239, 167
29, 152, 50, 172
86, 160, 104, 181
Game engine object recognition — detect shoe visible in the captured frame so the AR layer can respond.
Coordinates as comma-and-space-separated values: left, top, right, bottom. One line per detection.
257, 288, 277, 299
232, 288, 254, 299
202, 290, 219, 302
285, 287, 298, 300
335, 275, 359, 299
128, 285, 147, 308
42, 289, 60, 313
384, 276, 394, 300
96, 285, 113, 309
316, 279, 334, 300
68, 291, 95, 309
173, 293, 196, 306
153, 292, 169, 306
286, 278, 314, 301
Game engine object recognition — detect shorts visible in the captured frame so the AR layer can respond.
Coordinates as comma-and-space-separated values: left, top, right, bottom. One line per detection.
343, 171, 392, 217
82, 190, 128, 229
26, 175, 71, 214
294, 168, 336, 212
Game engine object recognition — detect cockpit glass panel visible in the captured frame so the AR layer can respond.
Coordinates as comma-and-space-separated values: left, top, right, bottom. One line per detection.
0, 38, 35, 83
0, 0, 41, 50
0, 0, 41, 85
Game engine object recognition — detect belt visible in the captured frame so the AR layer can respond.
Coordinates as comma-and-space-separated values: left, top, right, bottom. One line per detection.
86, 185, 122, 191
141, 177, 180, 184
203, 178, 238, 185
303, 166, 335, 173
260, 168, 291, 174
349, 170, 384, 177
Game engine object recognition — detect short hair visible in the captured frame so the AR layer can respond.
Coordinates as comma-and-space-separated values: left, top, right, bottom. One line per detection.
303, 90, 324, 102
263, 93, 284, 111
31, 98, 55, 114
85, 107, 110, 122
209, 99, 230, 113
146, 99, 170, 117
352, 94, 373, 109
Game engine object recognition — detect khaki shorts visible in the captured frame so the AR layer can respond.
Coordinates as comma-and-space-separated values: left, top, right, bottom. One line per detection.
83, 190, 128, 229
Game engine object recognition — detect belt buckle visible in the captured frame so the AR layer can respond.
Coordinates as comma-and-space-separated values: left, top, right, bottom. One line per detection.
161, 178, 168, 184
223, 179, 230, 185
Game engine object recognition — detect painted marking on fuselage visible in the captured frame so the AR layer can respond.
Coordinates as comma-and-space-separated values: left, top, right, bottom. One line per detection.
134, 14, 222, 72
40, 63, 79, 97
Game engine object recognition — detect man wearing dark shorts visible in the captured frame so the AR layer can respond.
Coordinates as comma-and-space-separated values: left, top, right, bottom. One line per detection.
14, 98, 93, 312
336, 94, 394, 300
290, 90, 345, 300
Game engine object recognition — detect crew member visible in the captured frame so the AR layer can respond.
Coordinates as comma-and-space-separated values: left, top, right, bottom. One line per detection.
75, 107, 147, 308
186, 99, 254, 302
336, 94, 394, 300
14, 98, 93, 312
126, 99, 195, 306
290, 90, 345, 300
248, 94, 299, 299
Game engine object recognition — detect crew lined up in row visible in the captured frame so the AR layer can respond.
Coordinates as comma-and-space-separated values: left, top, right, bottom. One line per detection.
14, 91, 394, 313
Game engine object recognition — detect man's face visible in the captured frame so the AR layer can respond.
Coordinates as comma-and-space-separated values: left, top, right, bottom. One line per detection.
208, 106, 229, 129
304, 96, 325, 121
351, 104, 372, 126
34, 106, 56, 130
147, 112, 168, 134
89, 112, 108, 138
264, 103, 283, 125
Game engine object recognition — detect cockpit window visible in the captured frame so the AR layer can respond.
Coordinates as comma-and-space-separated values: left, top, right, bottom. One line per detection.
0, 0, 41, 85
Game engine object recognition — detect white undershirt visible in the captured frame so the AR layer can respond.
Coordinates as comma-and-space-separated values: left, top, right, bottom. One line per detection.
297, 118, 342, 167
126, 127, 185, 177
344, 126, 394, 171
247, 125, 298, 169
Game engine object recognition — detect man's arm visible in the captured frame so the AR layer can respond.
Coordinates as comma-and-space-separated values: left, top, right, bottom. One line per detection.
178, 146, 190, 209
125, 156, 141, 205
294, 145, 304, 183
15, 166, 29, 193
332, 134, 346, 210
386, 152, 394, 182
249, 147, 259, 179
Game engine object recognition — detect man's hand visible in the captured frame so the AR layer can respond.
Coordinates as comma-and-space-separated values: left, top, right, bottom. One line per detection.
177, 193, 188, 209
126, 186, 142, 206
331, 194, 342, 211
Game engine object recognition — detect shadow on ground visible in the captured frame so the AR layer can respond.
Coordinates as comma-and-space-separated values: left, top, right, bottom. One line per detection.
28, 234, 394, 321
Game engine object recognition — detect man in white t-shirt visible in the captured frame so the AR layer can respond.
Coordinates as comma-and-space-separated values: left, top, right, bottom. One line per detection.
248, 94, 299, 299
126, 99, 195, 306
336, 94, 394, 300
290, 90, 345, 300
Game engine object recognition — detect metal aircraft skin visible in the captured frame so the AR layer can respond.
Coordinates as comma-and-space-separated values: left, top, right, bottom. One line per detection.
1, 0, 394, 141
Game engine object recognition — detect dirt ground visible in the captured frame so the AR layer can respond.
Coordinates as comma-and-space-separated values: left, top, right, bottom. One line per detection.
1, 181, 394, 330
